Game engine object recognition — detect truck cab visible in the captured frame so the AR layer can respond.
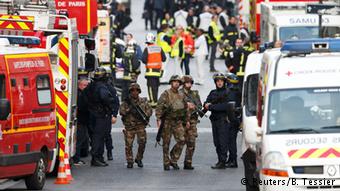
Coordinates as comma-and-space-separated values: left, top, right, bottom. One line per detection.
261, 2, 340, 43
0, 38, 57, 190
254, 39, 340, 190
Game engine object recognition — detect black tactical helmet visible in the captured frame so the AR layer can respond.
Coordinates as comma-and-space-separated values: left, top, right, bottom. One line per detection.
225, 73, 239, 84
129, 83, 141, 93
213, 72, 226, 82
78, 67, 88, 78
93, 67, 107, 80
169, 75, 182, 84
182, 75, 194, 84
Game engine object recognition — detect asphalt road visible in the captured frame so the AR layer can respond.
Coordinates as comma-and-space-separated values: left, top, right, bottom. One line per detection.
8, 0, 246, 190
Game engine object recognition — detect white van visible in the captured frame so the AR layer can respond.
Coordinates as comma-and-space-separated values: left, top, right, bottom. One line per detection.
251, 39, 340, 190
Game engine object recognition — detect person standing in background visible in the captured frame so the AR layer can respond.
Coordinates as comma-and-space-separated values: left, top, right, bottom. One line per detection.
143, 0, 154, 30
193, 28, 208, 85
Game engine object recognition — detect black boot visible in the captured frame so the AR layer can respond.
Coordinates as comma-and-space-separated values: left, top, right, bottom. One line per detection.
127, 162, 133, 168
226, 159, 238, 168
135, 159, 143, 168
107, 150, 113, 161
211, 161, 226, 169
170, 162, 180, 170
183, 162, 194, 170
91, 158, 108, 167
164, 165, 170, 171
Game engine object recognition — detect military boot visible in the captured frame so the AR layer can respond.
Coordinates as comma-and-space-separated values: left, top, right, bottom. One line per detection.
127, 162, 133, 168
135, 159, 143, 168
164, 165, 170, 171
170, 162, 180, 170
183, 162, 194, 170
211, 161, 226, 169
107, 150, 113, 161
226, 159, 238, 168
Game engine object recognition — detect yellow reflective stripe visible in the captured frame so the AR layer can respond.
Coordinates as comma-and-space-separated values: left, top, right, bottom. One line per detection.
148, 87, 154, 102
3, 125, 55, 134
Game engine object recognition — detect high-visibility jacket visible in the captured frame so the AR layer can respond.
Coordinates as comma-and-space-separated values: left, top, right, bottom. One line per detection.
170, 37, 184, 59
145, 44, 163, 77
208, 21, 222, 44
182, 31, 195, 55
162, 18, 175, 27
156, 32, 172, 53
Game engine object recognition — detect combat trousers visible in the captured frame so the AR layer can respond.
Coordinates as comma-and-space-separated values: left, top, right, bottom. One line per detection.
124, 126, 147, 163
91, 115, 112, 161
146, 76, 160, 107
162, 120, 185, 166
184, 119, 198, 165
211, 118, 229, 163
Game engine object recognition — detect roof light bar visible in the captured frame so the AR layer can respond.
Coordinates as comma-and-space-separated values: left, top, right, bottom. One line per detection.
0, 35, 41, 45
281, 38, 340, 54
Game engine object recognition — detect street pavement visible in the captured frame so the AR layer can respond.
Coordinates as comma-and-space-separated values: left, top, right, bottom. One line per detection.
8, 0, 246, 190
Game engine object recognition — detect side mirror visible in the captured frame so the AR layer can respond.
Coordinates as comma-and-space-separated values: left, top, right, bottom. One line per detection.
85, 53, 96, 72
0, 99, 10, 120
85, 38, 96, 51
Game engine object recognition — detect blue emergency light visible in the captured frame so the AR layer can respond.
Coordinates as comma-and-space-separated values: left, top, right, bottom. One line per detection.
281, 38, 340, 54
0, 35, 41, 46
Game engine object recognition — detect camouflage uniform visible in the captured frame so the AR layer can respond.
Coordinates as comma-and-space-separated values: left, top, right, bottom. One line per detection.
180, 87, 202, 168
156, 87, 189, 168
120, 96, 152, 165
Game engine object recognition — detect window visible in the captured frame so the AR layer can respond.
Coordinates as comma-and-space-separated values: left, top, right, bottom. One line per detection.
36, 75, 51, 105
268, 88, 340, 134
244, 74, 258, 117
279, 26, 340, 41
0, 75, 5, 99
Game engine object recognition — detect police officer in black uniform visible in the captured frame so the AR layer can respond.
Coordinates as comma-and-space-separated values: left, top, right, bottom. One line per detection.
204, 73, 230, 169
87, 67, 120, 167
225, 73, 242, 168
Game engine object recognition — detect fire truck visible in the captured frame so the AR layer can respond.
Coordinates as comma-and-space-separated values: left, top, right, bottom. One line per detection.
0, 0, 87, 178
0, 37, 57, 190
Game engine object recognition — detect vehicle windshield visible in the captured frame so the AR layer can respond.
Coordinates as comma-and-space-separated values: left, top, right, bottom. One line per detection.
279, 26, 340, 41
268, 87, 340, 134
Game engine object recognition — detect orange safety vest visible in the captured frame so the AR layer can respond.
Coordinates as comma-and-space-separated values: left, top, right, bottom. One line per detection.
146, 44, 162, 69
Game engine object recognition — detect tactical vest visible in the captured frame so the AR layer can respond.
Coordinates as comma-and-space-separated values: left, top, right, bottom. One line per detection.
166, 89, 186, 119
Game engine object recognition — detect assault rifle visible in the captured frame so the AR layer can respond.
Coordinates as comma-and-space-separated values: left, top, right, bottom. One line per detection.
126, 98, 150, 127
182, 91, 206, 118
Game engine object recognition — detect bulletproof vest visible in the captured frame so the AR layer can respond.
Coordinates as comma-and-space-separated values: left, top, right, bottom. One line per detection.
166, 89, 186, 118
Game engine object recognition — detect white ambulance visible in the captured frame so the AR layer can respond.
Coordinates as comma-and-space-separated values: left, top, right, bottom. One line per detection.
252, 39, 340, 190
261, 2, 340, 43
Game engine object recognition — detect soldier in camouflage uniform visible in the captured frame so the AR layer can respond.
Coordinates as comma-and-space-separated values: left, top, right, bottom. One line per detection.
180, 75, 202, 170
120, 83, 153, 168
156, 75, 193, 171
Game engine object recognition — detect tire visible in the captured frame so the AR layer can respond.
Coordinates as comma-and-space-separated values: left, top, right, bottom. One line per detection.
25, 154, 46, 190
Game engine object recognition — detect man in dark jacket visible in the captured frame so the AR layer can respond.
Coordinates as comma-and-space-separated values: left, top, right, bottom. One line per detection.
223, 16, 239, 48
204, 73, 230, 169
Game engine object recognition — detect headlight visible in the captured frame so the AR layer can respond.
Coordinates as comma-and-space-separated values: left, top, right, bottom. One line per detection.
262, 151, 288, 177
